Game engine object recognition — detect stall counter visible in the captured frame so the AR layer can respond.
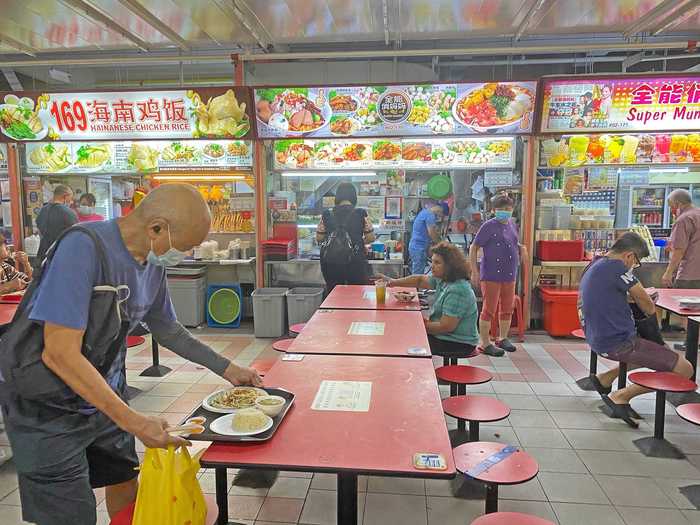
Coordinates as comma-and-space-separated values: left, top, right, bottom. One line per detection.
175, 258, 256, 285
265, 259, 404, 288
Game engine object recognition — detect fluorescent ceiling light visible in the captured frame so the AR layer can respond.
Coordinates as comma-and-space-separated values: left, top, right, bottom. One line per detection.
281, 171, 376, 178
653, 167, 689, 173
153, 175, 246, 181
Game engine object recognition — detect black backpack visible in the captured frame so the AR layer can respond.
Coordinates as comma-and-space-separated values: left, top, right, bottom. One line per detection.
320, 209, 357, 265
0, 225, 129, 405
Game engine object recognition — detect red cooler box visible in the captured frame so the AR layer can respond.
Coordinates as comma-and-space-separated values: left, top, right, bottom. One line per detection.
536, 240, 584, 261
539, 287, 581, 336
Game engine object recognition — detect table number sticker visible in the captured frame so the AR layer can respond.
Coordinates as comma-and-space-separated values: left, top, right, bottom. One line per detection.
347, 322, 385, 336
465, 445, 518, 478
282, 353, 304, 361
413, 453, 447, 471
311, 381, 372, 412
362, 290, 376, 299
407, 347, 429, 356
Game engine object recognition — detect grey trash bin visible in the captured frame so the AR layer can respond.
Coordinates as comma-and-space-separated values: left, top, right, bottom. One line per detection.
252, 287, 288, 338
286, 287, 324, 329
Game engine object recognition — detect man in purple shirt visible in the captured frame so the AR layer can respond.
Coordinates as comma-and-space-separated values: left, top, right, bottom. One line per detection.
469, 193, 527, 356
663, 189, 700, 289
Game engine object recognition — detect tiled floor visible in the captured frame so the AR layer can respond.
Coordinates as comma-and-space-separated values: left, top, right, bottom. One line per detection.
1, 328, 700, 525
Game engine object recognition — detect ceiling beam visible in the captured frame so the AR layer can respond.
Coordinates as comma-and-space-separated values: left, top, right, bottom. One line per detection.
213, 0, 272, 51
116, 0, 190, 51
0, 34, 37, 57
514, 0, 556, 41
60, 0, 150, 52
652, 0, 700, 35
623, 0, 687, 38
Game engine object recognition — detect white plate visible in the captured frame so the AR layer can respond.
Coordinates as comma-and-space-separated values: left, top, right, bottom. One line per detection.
209, 413, 273, 436
202, 387, 268, 414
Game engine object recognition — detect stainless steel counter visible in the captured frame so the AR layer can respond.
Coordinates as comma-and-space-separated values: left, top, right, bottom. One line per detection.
175, 258, 256, 285
265, 259, 405, 287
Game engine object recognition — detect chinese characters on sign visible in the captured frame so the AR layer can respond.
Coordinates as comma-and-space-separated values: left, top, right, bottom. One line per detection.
541, 76, 700, 132
377, 91, 412, 123
0, 88, 253, 141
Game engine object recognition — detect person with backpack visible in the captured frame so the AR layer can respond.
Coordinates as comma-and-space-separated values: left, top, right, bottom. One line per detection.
0, 184, 261, 525
35, 184, 78, 265
316, 182, 375, 293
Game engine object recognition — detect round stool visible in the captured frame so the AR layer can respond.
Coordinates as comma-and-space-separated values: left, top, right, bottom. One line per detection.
471, 512, 555, 525
126, 335, 145, 348
289, 323, 306, 336
110, 495, 219, 525
443, 396, 510, 441
454, 442, 538, 514
630, 371, 697, 457
676, 403, 700, 426
436, 365, 493, 397
272, 338, 294, 352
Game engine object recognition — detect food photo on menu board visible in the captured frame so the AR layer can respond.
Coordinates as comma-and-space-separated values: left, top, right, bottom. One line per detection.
0, 88, 254, 142
254, 81, 536, 138
541, 76, 700, 133
273, 137, 515, 170
24, 140, 253, 174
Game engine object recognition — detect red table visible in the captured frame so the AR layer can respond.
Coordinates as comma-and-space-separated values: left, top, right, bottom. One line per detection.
321, 284, 421, 311
0, 304, 17, 325
655, 289, 700, 380
200, 355, 455, 525
287, 308, 431, 358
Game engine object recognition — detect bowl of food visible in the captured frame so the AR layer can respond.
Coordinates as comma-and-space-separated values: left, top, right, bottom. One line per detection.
392, 291, 417, 303
254, 395, 286, 417
453, 83, 533, 132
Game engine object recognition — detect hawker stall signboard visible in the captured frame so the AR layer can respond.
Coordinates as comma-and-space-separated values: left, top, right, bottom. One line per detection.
0, 88, 254, 142
254, 82, 537, 138
541, 75, 700, 133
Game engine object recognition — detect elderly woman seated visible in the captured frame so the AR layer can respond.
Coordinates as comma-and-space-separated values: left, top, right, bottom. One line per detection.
0, 236, 32, 294
384, 241, 479, 358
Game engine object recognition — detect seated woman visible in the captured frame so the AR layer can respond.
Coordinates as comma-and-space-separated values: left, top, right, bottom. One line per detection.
0, 236, 32, 294
384, 241, 479, 357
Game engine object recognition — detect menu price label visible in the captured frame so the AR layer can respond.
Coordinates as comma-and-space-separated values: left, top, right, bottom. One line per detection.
541, 76, 700, 133
311, 380, 372, 412
255, 81, 536, 138
0, 88, 254, 142
25, 140, 252, 174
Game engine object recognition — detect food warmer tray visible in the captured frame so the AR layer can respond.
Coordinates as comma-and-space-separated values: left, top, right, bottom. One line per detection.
181, 387, 295, 443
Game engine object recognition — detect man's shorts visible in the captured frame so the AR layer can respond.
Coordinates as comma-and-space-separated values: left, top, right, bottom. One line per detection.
601, 336, 680, 372
1, 395, 138, 525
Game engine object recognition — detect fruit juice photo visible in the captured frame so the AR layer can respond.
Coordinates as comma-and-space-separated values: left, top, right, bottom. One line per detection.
587, 139, 604, 161
687, 134, 700, 161
568, 135, 589, 164
621, 135, 639, 164
605, 136, 623, 163
637, 135, 655, 162
670, 134, 688, 158
655, 134, 671, 158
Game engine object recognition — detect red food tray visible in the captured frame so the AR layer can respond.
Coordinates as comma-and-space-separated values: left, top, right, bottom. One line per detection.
536, 240, 584, 262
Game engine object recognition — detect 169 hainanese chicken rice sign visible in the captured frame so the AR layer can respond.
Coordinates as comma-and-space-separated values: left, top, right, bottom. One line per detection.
541, 75, 700, 133
0, 87, 254, 141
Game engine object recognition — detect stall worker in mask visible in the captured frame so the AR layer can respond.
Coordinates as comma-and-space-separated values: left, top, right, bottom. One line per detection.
77, 193, 105, 223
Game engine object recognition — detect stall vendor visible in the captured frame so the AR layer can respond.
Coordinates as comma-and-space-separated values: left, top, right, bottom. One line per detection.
0, 184, 262, 525
408, 200, 444, 274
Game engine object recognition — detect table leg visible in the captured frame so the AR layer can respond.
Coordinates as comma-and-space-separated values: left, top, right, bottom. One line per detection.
337, 472, 358, 525
139, 339, 172, 377
485, 483, 498, 514
686, 319, 699, 382
215, 468, 228, 525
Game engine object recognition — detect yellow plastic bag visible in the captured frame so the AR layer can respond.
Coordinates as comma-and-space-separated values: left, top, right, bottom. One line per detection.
132, 446, 206, 525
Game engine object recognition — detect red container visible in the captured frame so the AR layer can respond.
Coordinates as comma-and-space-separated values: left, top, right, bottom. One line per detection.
539, 287, 581, 337
536, 240, 584, 261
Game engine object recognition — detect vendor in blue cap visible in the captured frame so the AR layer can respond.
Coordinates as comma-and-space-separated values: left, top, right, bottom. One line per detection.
408, 199, 446, 274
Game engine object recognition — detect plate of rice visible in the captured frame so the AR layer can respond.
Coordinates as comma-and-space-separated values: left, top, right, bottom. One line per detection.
210, 408, 273, 436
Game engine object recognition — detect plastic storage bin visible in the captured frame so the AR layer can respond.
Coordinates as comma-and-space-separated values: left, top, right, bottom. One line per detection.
252, 288, 289, 338
206, 284, 242, 329
167, 269, 206, 327
286, 287, 324, 328
539, 287, 581, 336
536, 240, 584, 261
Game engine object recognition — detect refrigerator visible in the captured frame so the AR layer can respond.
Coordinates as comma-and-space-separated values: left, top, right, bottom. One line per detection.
87, 177, 113, 219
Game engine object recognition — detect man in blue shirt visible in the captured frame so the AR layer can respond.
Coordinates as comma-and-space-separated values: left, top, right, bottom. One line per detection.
1, 184, 261, 525
409, 200, 444, 274
578, 232, 692, 427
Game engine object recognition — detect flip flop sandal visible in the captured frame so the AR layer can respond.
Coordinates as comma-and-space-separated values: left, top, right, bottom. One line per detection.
496, 339, 517, 352
600, 395, 639, 428
575, 375, 612, 395
590, 375, 612, 396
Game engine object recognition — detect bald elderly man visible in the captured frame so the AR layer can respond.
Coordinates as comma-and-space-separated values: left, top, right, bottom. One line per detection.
1, 184, 261, 525
662, 189, 700, 289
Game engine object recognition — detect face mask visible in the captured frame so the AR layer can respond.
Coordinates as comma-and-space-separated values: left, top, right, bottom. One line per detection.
78, 205, 94, 215
495, 210, 512, 222
147, 225, 187, 267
